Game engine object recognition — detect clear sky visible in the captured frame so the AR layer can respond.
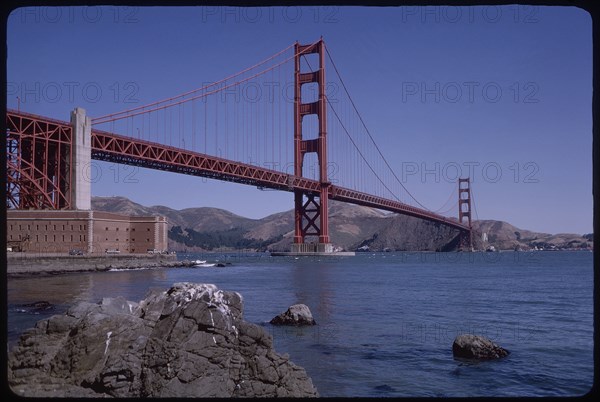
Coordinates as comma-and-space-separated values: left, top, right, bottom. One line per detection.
6, 5, 592, 234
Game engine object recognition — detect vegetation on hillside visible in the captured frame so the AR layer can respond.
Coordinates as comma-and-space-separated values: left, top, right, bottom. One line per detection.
168, 225, 282, 251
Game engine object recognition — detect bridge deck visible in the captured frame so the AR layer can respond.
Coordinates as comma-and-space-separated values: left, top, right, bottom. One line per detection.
6, 109, 469, 232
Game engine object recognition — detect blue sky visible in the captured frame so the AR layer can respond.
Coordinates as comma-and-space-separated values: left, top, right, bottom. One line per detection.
7, 5, 592, 234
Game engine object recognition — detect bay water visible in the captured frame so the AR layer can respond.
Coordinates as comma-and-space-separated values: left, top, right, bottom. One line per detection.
6, 251, 593, 397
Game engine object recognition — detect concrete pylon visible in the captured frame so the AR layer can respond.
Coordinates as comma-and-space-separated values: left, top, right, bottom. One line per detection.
70, 107, 92, 210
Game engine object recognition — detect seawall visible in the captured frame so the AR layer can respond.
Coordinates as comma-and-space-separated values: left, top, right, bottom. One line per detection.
6, 253, 185, 276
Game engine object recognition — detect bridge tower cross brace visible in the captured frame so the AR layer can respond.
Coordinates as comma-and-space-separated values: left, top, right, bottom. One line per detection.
292, 39, 332, 253
458, 177, 473, 250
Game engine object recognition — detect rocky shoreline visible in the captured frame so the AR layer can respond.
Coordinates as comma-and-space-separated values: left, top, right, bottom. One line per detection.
8, 282, 319, 397
6, 254, 206, 277
7, 279, 514, 397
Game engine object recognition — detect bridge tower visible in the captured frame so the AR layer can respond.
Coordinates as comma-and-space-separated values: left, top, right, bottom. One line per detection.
458, 177, 473, 250
292, 39, 332, 253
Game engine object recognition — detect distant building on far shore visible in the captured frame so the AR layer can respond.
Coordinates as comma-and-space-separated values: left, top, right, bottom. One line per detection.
7, 210, 168, 254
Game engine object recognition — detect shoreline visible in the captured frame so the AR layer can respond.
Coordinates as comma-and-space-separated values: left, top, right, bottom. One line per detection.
6, 253, 195, 277
7, 249, 591, 277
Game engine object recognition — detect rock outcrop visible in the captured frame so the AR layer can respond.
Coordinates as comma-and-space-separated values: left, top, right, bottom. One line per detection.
452, 334, 510, 360
270, 304, 316, 326
8, 283, 318, 397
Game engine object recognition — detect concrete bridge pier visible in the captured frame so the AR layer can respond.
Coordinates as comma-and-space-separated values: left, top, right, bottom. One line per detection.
70, 107, 92, 210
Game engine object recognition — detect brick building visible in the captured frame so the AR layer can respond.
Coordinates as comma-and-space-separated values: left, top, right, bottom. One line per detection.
7, 210, 167, 254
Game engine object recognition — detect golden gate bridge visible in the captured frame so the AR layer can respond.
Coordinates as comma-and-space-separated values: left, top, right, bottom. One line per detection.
6, 38, 474, 252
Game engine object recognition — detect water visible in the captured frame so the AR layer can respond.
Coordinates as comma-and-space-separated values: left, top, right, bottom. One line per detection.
6, 251, 593, 397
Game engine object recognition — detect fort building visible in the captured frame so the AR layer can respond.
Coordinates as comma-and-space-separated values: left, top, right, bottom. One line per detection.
7, 209, 168, 254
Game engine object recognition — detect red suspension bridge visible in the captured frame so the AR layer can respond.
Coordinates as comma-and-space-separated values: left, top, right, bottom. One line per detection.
6, 39, 474, 252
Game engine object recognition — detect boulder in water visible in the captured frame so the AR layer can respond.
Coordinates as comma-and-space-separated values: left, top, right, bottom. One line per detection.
270, 304, 316, 326
452, 334, 509, 360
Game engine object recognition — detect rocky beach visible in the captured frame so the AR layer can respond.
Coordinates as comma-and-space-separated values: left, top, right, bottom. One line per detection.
7, 282, 318, 397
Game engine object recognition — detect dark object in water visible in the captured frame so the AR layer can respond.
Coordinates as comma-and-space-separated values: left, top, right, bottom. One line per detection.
452, 334, 509, 360
22, 301, 54, 312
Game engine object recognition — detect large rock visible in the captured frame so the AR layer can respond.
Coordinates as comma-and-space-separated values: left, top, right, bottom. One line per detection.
452, 334, 510, 360
8, 283, 318, 397
270, 304, 316, 326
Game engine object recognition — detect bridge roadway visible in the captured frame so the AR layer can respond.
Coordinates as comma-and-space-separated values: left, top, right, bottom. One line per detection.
7, 109, 469, 232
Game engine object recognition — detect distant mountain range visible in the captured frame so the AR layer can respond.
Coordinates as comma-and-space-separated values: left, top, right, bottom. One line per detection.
91, 196, 593, 252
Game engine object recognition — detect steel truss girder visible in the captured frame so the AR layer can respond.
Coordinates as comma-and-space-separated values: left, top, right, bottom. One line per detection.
5, 109, 471, 236
91, 129, 322, 193
329, 186, 469, 232
91, 132, 470, 232
6, 110, 72, 209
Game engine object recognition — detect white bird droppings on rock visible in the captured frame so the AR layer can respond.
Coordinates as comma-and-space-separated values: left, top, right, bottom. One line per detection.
104, 331, 112, 355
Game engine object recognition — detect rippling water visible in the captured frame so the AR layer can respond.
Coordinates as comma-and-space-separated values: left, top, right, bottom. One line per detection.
6, 251, 593, 397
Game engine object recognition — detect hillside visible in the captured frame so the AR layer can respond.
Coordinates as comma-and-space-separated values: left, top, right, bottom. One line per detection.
91, 196, 592, 252
92, 196, 256, 232
472, 220, 592, 251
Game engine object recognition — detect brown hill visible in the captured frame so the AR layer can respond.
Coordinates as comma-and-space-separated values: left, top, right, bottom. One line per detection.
91, 196, 592, 252
472, 220, 591, 251
92, 196, 257, 232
